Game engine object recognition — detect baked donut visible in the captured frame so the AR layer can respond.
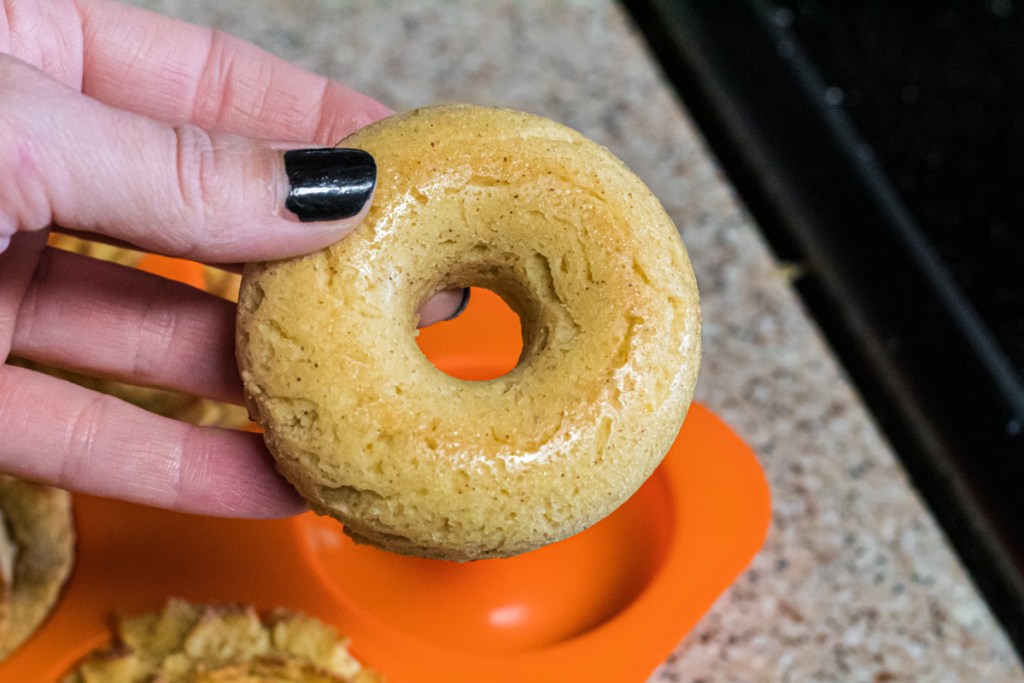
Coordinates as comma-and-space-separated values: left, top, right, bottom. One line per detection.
0, 476, 75, 659
237, 104, 700, 561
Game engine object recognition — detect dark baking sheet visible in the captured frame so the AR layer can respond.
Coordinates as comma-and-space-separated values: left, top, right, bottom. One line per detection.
620, 0, 1024, 655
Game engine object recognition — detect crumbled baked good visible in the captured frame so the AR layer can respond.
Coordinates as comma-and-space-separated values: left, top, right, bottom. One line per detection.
0, 476, 75, 660
62, 599, 382, 683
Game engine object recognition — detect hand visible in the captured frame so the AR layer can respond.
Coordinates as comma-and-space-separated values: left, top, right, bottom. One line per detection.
0, 0, 463, 518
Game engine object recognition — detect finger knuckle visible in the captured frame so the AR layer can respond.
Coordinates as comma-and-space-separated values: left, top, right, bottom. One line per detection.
172, 124, 218, 256
173, 425, 214, 511
128, 278, 183, 382
0, 57, 57, 232
62, 393, 111, 485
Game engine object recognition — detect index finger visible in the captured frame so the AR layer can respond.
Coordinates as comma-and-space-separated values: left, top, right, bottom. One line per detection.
77, 0, 390, 144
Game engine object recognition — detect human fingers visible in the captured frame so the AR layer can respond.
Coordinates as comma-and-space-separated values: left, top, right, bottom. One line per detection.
12, 248, 472, 405
0, 230, 47, 357
79, 0, 391, 142
12, 247, 243, 403
0, 55, 375, 262
2, 0, 391, 144
0, 364, 305, 518
419, 288, 471, 326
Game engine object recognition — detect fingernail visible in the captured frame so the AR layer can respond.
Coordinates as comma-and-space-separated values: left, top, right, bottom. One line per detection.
284, 148, 376, 222
446, 288, 471, 320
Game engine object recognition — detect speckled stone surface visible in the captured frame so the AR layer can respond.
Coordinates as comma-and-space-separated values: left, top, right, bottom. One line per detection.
130, 1, 1024, 680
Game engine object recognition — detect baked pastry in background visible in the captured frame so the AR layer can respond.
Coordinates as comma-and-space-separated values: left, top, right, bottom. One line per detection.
0, 476, 75, 660
61, 599, 383, 682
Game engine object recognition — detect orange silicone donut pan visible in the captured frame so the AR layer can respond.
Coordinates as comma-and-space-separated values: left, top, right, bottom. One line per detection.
1, 261, 771, 683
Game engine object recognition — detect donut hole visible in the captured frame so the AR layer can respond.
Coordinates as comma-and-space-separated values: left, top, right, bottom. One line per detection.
416, 287, 524, 380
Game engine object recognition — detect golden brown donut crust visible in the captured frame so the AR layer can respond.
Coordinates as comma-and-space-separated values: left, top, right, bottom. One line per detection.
237, 105, 700, 561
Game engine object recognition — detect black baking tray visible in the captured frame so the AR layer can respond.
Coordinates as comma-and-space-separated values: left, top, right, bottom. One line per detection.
619, 0, 1024, 655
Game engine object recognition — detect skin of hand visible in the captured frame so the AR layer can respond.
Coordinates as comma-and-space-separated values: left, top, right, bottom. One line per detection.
0, 0, 463, 518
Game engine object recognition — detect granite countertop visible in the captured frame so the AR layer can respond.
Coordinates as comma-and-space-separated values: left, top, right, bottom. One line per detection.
133, 1, 1024, 680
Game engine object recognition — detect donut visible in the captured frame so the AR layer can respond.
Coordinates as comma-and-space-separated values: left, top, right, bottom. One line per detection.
61, 599, 382, 682
0, 476, 75, 659
237, 104, 700, 561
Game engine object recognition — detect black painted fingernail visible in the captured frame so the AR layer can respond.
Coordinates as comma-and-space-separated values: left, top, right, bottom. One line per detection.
284, 148, 376, 222
446, 288, 471, 320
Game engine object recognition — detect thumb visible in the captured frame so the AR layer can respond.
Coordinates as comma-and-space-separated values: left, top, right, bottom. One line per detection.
0, 55, 376, 263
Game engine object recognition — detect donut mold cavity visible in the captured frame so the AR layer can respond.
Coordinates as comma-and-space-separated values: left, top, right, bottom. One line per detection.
237, 105, 700, 561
